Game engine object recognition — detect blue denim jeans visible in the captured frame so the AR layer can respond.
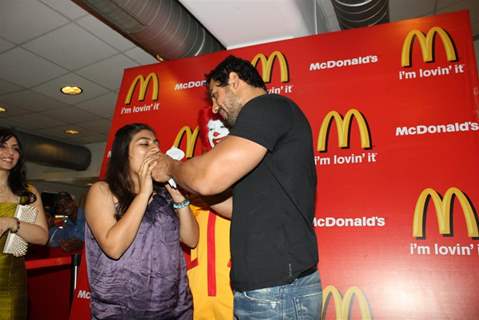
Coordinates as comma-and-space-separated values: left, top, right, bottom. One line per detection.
233, 271, 322, 320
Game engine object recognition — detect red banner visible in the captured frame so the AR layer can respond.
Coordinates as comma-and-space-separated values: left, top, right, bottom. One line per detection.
71, 11, 479, 319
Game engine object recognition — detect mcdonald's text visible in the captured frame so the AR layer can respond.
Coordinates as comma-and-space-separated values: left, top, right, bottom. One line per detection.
396, 121, 479, 136
409, 242, 479, 256
309, 55, 378, 71
120, 102, 160, 115
314, 216, 385, 228
174, 80, 207, 90
398, 64, 464, 80
314, 152, 377, 166
76, 290, 91, 299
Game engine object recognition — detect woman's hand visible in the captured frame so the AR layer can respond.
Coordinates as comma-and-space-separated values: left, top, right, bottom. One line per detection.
0, 217, 16, 236
138, 147, 159, 196
165, 184, 198, 248
165, 184, 187, 203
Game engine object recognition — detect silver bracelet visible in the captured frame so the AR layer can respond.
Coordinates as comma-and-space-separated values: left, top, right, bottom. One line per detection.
173, 199, 190, 209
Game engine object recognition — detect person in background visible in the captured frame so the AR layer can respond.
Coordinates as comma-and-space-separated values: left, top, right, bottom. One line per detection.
187, 107, 233, 319
85, 123, 198, 319
0, 127, 49, 319
152, 55, 322, 319
48, 192, 85, 253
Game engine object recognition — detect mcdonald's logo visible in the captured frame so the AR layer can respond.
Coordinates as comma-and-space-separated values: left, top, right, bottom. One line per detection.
173, 126, 199, 159
413, 187, 479, 238
322, 285, 372, 320
250, 51, 289, 83
124, 72, 159, 105
401, 27, 457, 67
317, 109, 371, 152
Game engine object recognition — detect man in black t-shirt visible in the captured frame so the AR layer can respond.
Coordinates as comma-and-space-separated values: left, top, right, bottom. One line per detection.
153, 55, 321, 319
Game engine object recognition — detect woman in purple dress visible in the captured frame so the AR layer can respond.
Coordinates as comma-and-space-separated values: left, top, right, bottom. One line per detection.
85, 123, 198, 319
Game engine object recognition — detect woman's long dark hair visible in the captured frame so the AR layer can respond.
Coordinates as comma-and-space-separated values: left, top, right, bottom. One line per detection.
105, 123, 168, 219
0, 127, 36, 205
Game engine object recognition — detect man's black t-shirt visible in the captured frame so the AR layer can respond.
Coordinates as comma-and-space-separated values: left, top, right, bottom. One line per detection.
229, 94, 318, 291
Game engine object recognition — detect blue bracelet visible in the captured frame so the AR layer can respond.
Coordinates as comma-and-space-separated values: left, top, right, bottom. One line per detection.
173, 199, 190, 209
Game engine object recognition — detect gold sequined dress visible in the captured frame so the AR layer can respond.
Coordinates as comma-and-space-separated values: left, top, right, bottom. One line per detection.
0, 202, 27, 320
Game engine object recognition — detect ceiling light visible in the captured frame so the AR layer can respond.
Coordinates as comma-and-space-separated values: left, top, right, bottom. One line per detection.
0, 107, 6, 112
60, 86, 83, 95
64, 129, 80, 135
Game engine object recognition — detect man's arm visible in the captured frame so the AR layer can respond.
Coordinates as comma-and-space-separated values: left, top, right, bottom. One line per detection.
201, 193, 233, 219
154, 135, 267, 195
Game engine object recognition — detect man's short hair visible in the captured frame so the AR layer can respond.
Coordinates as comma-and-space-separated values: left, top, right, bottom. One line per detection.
205, 55, 267, 91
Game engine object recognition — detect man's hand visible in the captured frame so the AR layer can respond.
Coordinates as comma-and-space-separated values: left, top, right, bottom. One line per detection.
151, 152, 177, 183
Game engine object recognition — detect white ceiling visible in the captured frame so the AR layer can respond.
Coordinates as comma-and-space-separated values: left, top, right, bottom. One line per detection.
0, 0, 478, 147
0, 0, 157, 145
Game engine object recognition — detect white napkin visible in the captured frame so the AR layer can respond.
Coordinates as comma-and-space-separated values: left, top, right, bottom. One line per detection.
165, 147, 185, 188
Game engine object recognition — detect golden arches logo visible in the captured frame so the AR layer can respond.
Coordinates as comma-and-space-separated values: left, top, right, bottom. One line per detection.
173, 126, 199, 159
317, 109, 371, 152
124, 72, 159, 105
322, 285, 372, 320
250, 51, 289, 83
401, 27, 457, 67
413, 187, 478, 238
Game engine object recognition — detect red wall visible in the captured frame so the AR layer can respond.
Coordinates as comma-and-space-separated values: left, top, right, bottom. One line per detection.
71, 11, 479, 319
27, 247, 73, 320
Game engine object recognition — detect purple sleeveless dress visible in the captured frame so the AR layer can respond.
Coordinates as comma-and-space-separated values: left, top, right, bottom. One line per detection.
85, 192, 193, 319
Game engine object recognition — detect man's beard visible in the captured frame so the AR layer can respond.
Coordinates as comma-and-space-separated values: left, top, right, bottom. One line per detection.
224, 114, 237, 127
222, 93, 241, 127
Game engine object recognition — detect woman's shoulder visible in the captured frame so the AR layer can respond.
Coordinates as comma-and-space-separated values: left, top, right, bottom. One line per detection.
88, 181, 117, 204
89, 181, 111, 193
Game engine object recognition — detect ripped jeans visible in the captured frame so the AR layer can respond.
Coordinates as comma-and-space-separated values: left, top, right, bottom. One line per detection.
233, 271, 322, 320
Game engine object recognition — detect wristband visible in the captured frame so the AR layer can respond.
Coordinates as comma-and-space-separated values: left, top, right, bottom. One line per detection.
11, 217, 20, 233
173, 199, 190, 209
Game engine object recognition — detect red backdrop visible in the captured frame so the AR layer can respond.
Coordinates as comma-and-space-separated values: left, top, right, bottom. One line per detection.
71, 11, 479, 319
